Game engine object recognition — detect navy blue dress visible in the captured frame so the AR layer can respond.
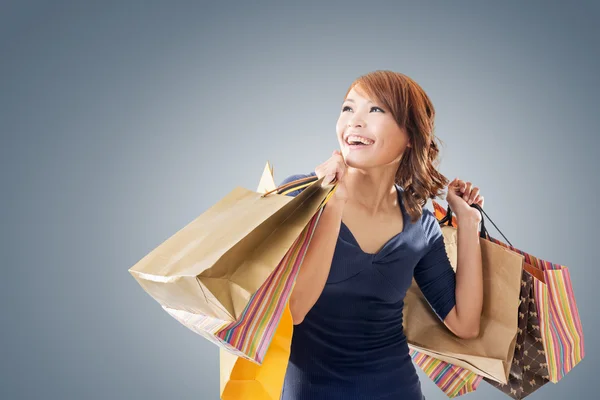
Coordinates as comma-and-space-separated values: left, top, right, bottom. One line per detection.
279, 172, 457, 400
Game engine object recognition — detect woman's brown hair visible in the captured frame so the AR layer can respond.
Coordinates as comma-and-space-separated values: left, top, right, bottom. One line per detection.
344, 70, 449, 223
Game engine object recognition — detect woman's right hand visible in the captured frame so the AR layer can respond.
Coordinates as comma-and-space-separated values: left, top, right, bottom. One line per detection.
315, 150, 348, 203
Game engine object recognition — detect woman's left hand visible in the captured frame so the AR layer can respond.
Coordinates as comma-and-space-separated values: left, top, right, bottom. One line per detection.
446, 177, 484, 222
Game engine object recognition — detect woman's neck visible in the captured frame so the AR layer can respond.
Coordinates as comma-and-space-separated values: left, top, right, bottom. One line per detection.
344, 166, 399, 216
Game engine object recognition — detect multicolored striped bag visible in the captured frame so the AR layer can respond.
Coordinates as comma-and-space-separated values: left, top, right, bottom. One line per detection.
410, 201, 585, 398
410, 348, 484, 398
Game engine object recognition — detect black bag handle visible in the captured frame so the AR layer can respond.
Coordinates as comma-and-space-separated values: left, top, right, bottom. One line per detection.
439, 203, 513, 247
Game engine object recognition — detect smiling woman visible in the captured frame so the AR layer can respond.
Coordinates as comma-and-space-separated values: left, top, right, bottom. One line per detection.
336, 72, 449, 224
278, 70, 485, 400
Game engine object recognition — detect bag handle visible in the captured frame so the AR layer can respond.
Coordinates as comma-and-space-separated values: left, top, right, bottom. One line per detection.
261, 174, 321, 198
439, 203, 513, 246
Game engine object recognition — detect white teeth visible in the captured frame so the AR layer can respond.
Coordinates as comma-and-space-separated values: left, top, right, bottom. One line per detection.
346, 135, 374, 145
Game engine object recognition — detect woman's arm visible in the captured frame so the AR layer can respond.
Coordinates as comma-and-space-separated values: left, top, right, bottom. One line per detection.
414, 178, 485, 340
289, 197, 345, 325
442, 178, 485, 339
284, 151, 349, 325
443, 215, 483, 339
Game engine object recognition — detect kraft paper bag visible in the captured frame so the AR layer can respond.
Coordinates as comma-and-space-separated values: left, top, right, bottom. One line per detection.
404, 212, 524, 385
129, 164, 331, 323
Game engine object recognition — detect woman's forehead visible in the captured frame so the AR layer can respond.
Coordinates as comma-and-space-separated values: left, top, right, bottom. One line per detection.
345, 86, 373, 102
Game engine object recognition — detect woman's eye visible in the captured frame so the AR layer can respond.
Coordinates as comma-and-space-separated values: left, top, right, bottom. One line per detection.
342, 105, 384, 112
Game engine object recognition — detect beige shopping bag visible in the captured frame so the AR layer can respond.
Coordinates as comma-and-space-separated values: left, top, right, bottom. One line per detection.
404, 215, 524, 385
129, 162, 331, 323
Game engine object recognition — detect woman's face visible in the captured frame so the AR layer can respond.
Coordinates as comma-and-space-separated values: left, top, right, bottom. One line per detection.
336, 86, 410, 170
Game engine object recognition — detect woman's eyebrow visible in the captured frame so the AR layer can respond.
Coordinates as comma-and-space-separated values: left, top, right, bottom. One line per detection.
344, 98, 373, 104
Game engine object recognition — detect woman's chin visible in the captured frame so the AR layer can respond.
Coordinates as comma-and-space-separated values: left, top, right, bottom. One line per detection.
343, 152, 376, 169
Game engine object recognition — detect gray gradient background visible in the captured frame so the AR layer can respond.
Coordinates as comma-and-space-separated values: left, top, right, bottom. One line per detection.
1, 1, 598, 399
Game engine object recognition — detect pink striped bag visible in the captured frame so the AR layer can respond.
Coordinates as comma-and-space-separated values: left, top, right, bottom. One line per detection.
410, 201, 585, 398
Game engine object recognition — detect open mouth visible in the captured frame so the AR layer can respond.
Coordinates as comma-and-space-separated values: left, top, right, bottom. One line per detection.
345, 135, 375, 147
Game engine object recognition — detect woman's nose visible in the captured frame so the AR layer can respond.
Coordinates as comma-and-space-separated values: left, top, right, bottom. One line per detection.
347, 118, 365, 128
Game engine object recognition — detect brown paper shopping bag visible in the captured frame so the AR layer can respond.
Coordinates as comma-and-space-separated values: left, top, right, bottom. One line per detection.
129, 162, 335, 371
129, 165, 331, 323
404, 203, 524, 385
411, 269, 546, 399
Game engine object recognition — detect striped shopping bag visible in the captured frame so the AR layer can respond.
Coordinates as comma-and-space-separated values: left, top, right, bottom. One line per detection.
410, 201, 585, 398
410, 348, 484, 398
